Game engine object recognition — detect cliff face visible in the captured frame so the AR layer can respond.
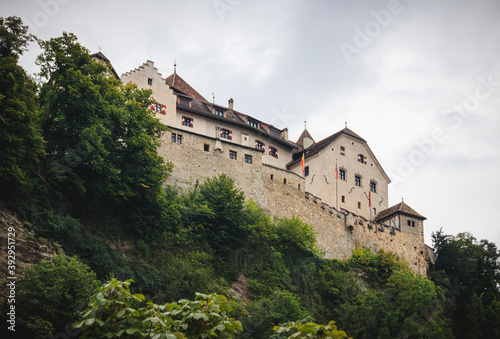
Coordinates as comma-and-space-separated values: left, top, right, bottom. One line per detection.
0, 207, 62, 302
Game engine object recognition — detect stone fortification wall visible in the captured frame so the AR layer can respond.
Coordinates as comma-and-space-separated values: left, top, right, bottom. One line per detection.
160, 131, 428, 275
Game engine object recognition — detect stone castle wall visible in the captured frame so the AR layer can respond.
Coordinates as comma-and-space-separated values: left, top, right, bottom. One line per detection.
160, 129, 428, 275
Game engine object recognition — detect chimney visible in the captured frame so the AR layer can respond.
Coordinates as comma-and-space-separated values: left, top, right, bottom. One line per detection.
228, 98, 234, 110
281, 127, 289, 141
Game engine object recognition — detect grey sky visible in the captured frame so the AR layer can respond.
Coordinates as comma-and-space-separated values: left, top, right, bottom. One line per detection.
3, 0, 500, 247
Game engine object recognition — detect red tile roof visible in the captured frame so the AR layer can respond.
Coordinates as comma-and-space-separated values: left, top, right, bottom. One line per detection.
165, 73, 208, 101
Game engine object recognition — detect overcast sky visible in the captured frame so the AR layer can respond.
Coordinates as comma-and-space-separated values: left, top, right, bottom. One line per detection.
3, 0, 500, 247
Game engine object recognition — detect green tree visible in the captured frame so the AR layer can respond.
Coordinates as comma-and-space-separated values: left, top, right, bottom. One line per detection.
431, 230, 500, 338
0, 16, 44, 199
35, 32, 171, 235
16, 255, 100, 337
190, 174, 248, 252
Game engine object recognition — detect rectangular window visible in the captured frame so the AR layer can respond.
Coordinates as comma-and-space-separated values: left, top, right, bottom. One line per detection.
370, 182, 377, 193
358, 202, 361, 209
255, 140, 265, 151
341, 195, 345, 203
340, 146, 345, 156
358, 154, 366, 164
177, 135, 182, 144
339, 169, 346, 181
269, 146, 278, 158
355, 175, 361, 187
283, 178, 287, 184
229, 150, 237, 160
204, 144, 210, 152
214, 109, 224, 117
147, 78, 152, 85
304, 166, 309, 176
221, 129, 232, 140
407, 220, 415, 227
373, 208, 376, 215
171, 133, 176, 143
245, 154, 252, 164
182, 116, 193, 127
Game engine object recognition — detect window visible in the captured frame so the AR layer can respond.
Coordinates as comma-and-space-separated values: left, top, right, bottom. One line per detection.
358, 154, 366, 164
283, 178, 287, 184
358, 202, 361, 209
255, 140, 265, 151
172, 133, 182, 144
304, 166, 310, 176
179, 97, 191, 106
269, 146, 278, 158
340, 146, 345, 156
151, 103, 166, 114
370, 182, 377, 193
147, 78, 152, 85
407, 220, 415, 227
182, 116, 193, 128
339, 169, 346, 181
229, 150, 237, 160
270, 174, 274, 180
214, 108, 224, 117
247, 119, 258, 128
355, 175, 361, 187
373, 208, 376, 215
245, 154, 252, 164
221, 129, 232, 140
341, 195, 345, 203
204, 144, 210, 152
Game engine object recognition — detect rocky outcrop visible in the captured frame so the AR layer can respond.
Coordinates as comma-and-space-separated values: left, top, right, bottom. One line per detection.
0, 207, 62, 302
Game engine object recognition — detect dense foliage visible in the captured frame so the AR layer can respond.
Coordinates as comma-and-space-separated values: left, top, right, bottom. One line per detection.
1, 16, 499, 338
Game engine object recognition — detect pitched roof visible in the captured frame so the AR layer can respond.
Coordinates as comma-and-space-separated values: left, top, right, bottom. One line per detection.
308, 128, 365, 156
296, 128, 315, 148
90, 52, 120, 80
165, 73, 208, 101
373, 201, 426, 222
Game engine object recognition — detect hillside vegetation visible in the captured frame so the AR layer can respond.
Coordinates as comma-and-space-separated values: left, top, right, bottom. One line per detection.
1, 17, 499, 338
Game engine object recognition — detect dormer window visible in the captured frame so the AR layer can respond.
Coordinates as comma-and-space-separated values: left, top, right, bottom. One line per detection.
247, 119, 258, 128
255, 140, 265, 151
214, 108, 224, 117
178, 96, 191, 107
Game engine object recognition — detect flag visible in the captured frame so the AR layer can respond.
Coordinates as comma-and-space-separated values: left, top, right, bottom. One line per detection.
301, 152, 305, 173
369, 190, 371, 207
335, 161, 338, 180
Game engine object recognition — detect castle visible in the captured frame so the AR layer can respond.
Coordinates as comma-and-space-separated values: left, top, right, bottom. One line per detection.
93, 52, 432, 275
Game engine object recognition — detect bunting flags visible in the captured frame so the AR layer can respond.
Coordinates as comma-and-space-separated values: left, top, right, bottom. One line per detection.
301, 152, 305, 173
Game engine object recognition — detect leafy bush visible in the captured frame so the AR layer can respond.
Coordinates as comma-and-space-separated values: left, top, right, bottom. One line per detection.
16, 255, 99, 336
74, 279, 243, 338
